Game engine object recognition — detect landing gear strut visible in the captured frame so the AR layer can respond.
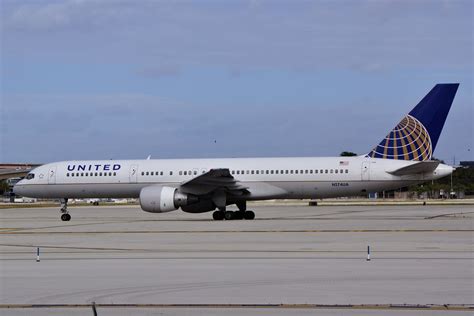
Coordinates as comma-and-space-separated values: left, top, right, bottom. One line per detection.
60, 198, 71, 221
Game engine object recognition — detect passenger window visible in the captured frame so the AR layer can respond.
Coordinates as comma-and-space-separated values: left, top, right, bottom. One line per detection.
266, 170, 269, 174
256, 170, 259, 174
305, 170, 308, 174
141, 172, 144, 176
241, 170, 244, 174
194, 171, 197, 175
345, 169, 349, 173
275, 170, 279, 174
335, 170, 338, 174
170, 171, 173, 175
231, 170, 235, 174
285, 170, 289, 174
310, 170, 313, 174
179, 171, 182, 175
271, 170, 274, 174
76, 173, 79, 176
325, 170, 328, 174
66, 173, 69, 177
251, 170, 254, 174
160, 172, 163, 176
295, 170, 298, 174
71, 173, 74, 177
290, 170, 293, 174
94, 172, 98, 176
315, 170, 318, 174
98, 172, 102, 176
113, 172, 116, 176
151, 172, 154, 176
236, 170, 240, 175
146, 172, 149, 176
80, 173, 84, 176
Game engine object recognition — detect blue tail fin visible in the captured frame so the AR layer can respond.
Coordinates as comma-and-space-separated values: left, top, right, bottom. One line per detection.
367, 83, 459, 161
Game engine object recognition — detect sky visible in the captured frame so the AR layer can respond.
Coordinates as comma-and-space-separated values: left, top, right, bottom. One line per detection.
1, 0, 472, 164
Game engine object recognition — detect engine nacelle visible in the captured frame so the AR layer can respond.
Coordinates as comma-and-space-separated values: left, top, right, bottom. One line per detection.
139, 186, 198, 213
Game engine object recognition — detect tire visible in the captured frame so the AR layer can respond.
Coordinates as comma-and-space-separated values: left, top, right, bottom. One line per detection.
244, 211, 255, 220
213, 211, 224, 220
224, 211, 234, 220
233, 211, 245, 220
61, 214, 71, 221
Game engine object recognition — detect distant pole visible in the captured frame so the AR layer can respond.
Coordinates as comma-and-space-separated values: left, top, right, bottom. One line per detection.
450, 171, 453, 199
92, 301, 98, 316
366, 245, 371, 261
36, 247, 40, 262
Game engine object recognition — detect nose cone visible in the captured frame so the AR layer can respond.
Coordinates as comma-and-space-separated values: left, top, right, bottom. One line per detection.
12, 180, 26, 196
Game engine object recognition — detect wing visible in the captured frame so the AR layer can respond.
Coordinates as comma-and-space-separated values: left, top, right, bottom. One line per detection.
180, 168, 249, 196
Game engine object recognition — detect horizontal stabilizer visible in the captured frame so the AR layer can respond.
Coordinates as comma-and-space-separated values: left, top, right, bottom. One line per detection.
387, 161, 440, 176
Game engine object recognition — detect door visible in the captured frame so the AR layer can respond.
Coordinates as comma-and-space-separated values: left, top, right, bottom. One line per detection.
48, 166, 57, 184
129, 164, 138, 183
361, 161, 370, 181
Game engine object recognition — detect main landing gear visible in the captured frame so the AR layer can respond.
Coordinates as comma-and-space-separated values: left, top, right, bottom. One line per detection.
60, 198, 71, 221
212, 210, 255, 220
212, 201, 255, 221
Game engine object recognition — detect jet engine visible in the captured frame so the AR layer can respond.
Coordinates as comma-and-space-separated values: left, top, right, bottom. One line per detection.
139, 186, 198, 213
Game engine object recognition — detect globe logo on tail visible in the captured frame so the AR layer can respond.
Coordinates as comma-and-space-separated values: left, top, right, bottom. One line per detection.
367, 115, 432, 161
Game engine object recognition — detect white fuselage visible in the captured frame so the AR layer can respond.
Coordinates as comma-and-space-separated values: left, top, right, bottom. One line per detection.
13, 156, 453, 200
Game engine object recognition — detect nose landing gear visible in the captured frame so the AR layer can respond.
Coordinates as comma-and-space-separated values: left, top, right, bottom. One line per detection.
60, 198, 71, 221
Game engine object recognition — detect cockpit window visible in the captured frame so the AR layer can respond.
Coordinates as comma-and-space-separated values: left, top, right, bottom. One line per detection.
26, 173, 35, 180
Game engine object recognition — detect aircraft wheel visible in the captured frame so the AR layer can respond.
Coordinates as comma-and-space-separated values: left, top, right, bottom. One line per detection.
224, 211, 234, 220
61, 213, 71, 221
233, 211, 245, 220
244, 211, 255, 220
212, 211, 224, 221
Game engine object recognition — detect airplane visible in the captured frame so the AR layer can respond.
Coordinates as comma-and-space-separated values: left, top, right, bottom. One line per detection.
13, 83, 459, 221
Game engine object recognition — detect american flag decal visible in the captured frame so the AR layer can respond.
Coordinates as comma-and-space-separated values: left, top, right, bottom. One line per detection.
339, 161, 349, 166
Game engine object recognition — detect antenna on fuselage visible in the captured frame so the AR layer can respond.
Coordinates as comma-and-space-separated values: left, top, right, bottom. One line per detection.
146, 155, 151, 160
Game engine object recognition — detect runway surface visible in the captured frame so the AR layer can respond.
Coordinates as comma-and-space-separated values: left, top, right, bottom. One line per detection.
0, 204, 473, 315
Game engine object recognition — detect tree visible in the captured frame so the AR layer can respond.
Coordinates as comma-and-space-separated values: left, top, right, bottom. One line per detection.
0, 180, 10, 195
340, 151, 358, 157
